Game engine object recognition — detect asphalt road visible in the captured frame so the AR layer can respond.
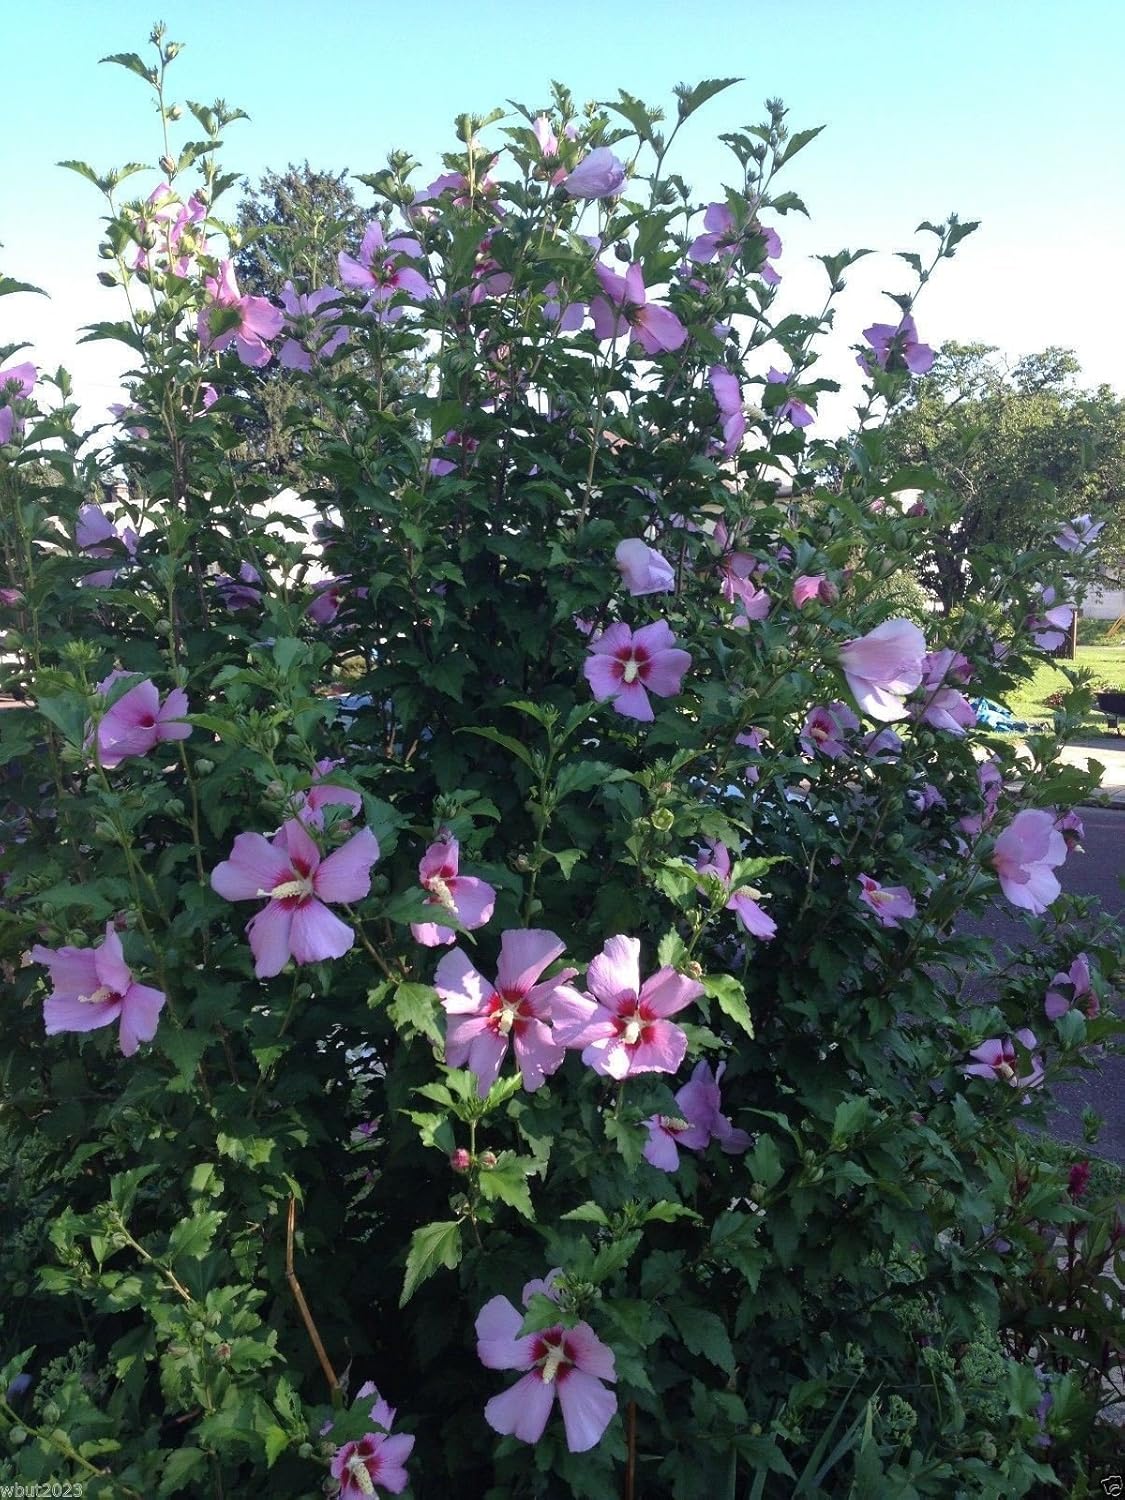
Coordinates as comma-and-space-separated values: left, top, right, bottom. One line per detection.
960, 805, 1124, 1163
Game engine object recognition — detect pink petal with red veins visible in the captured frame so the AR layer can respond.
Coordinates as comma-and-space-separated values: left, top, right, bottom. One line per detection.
630, 619, 677, 655
513, 1018, 566, 1090
118, 983, 166, 1056
410, 919, 456, 947
611, 679, 654, 720
557, 1367, 618, 1452
587, 621, 633, 657
314, 827, 380, 903
624, 1020, 688, 1074
449, 875, 496, 929
584, 653, 625, 702
642, 648, 691, 698
549, 990, 606, 1048
495, 929, 565, 995
466, 1028, 510, 1096
443, 1010, 492, 1067
476, 1294, 537, 1368
44, 995, 121, 1035
586, 935, 641, 1007
246, 901, 295, 978
434, 949, 491, 1012
639, 965, 703, 1017
211, 833, 293, 902
419, 838, 459, 883
484, 1370, 555, 1442
94, 924, 133, 994
29, 944, 100, 1000
566, 1323, 616, 1382
288, 900, 355, 964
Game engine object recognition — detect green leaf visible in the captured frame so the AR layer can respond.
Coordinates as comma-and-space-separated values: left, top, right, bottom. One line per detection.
673, 77, 741, 122
388, 982, 443, 1044
167, 1210, 224, 1262
0, 275, 46, 298
702, 973, 754, 1037
477, 1153, 536, 1218
831, 1095, 874, 1145
670, 1304, 735, 1374
109, 1165, 159, 1219
400, 1220, 462, 1306
159, 1447, 207, 1496
263, 1425, 289, 1468
57, 158, 105, 186
644, 1201, 702, 1224
562, 1202, 610, 1226
747, 1134, 783, 1190
100, 51, 159, 83
458, 725, 535, 769
778, 125, 826, 166
549, 847, 583, 880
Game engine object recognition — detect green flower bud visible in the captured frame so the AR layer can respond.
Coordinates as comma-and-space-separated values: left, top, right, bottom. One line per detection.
41, 1401, 61, 1425
298, 1442, 314, 1459
650, 807, 674, 832
195, 758, 215, 775
190, 1320, 206, 1338
9, 1425, 28, 1445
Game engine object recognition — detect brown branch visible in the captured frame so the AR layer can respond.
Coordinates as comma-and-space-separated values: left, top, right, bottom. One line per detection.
625, 1399, 637, 1500
285, 1195, 341, 1399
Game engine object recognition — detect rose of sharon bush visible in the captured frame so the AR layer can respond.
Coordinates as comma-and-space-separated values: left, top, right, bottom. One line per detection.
2, 38, 1121, 1500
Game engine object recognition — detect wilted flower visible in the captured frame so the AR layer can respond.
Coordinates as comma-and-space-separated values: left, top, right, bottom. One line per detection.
1026, 586, 1074, 651
210, 820, 380, 978
31, 922, 165, 1057
695, 840, 776, 939
293, 758, 363, 830
1054, 513, 1104, 554
214, 561, 263, 612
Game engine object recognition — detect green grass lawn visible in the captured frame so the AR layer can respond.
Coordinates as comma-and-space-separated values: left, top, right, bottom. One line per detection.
1001, 644, 1125, 734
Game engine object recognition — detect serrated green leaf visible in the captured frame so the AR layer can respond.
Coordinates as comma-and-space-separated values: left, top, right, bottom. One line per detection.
702, 973, 754, 1036
670, 1304, 735, 1374
167, 1209, 224, 1262
400, 1219, 462, 1306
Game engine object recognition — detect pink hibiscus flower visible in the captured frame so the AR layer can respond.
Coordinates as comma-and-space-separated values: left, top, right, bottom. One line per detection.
965, 1029, 1044, 1090
1045, 953, 1096, 1021
643, 1060, 751, 1171
708, 365, 746, 456
614, 538, 675, 596
800, 702, 860, 759
583, 620, 691, 722
991, 809, 1067, 914
411, 835, 496, 947
197, 260, 283, 367
589, 262, 687, 355
330, 1425, 414, 1499
695, 841, 776, 939
89, 673, 191, 769
562, 147, 626, 199
338, 221, 431, 322
838, 618, 927, 722
210, 820, 380, 978
292, 758, 363, 829
857, 875, 917, 928
31, 922, 165, 1057
552, 935, 703, 1079
0, 360, 37, 445
434, 929, 580, 1097
476, 1272, 617, 1452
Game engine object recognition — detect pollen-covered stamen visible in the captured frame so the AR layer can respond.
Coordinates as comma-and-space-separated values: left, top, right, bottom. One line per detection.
621, 656, 640, 684
261, 864, 316, 902
426, 874, 457, 910
996, 1062, 1016, 1082
345, 1453, 377, 1497
77, 984, 115, 1006
538, 1334, 570, 1385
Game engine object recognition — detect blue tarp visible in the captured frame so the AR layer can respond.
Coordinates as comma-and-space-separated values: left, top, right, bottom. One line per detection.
970, 697, 1030, 733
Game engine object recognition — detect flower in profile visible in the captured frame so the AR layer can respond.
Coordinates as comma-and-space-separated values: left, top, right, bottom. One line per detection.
643, 1060, 752, 1170
800, 702, 860, 759
965, 1029, 1044, 1090
614, 538, 675, 596
857, 875, 916, 928
1026, 586, 1074, 651
76, 503, 139, 587
958, 759, 1003, 837
552, 935, 703, 1079
991, 808, 1067, 914
584, 620, 691, 722
859, 314, 934, 375
766, 368, 813, 427
197, 260, 283, 367
89, 673, 191, 769
210, 820, 380, 979
792, 574, 825, 609
862, 727, 904, 762
532, 114, 559, 157
563, 147, 626, 199
434, 929, 579, 1097
307, 576, 350, 624
108, 402, 150, 439
708, 365, 746, 456
1045, 953, 1096, 1021
411, 835, 496, 946
838, 618, 927, 722
695, 841, 776, 939
1055, 808, 1084, 852
293, 758, 364, 830
31, 922, 166, 1057
589, 263, 687, 355
339, 222, 430, 322
1054, 513, 1104, 554
277, 282, 348, 371
689, 203, 782, 283
214, 561, 263, 612
476, 1272, 617, 1452
0, 361, 36, 445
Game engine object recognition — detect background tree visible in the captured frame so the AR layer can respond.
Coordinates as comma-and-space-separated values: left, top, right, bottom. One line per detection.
881, 343, 1125, 613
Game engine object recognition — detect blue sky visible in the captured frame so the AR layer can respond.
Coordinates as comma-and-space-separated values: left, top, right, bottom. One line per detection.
3, 0, 1122, 430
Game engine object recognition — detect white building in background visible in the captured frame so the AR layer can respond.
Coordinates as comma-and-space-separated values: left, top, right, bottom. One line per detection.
1083, 584, 1125, 622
